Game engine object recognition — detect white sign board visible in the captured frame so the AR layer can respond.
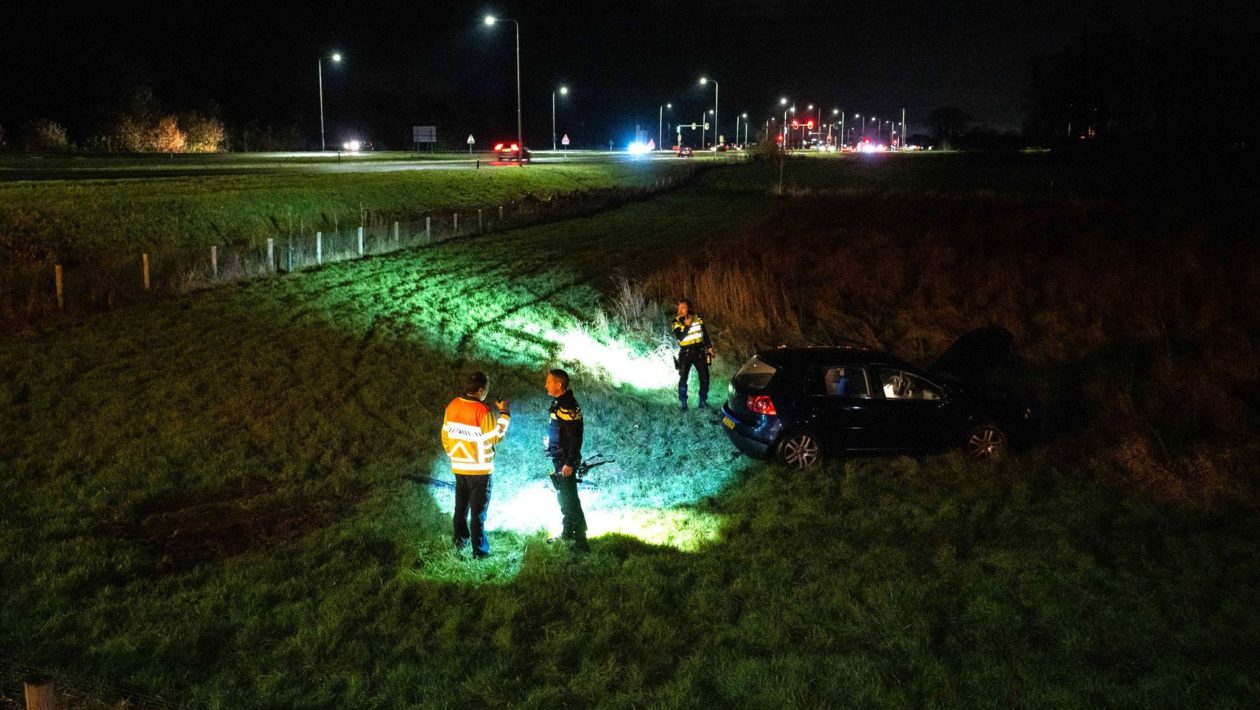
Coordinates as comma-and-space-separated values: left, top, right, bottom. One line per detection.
466, 134, 475, 145
561, 134, 570, 146
412, 125, 437, 143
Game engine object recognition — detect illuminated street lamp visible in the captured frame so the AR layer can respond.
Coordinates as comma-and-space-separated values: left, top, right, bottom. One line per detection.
739, 112, 748, 146
484, 15, 524, 166
318, 51, 342, 151
552, 85, 568, 151
700, 77, 719, 148
659, 102, 672, 150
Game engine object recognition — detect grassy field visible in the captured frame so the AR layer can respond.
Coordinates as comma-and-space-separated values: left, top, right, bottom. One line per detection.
0, 159, 696, 260
1, 154, 1258, 706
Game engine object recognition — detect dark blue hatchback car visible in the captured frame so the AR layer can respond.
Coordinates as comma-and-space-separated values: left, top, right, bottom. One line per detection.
721, 328, 1036, 467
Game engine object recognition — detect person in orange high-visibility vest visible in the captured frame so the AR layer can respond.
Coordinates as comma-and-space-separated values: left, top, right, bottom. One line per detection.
441, 370, 510, 558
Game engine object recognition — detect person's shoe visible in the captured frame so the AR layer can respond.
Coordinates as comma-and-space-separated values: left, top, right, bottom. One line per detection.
572, 537, 590, 553
679, 402, 688, 412
698, 400, 710, 411
472, 551, 489, 560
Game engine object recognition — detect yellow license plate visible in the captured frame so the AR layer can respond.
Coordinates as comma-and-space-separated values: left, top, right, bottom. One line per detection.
723, 416, 736, 429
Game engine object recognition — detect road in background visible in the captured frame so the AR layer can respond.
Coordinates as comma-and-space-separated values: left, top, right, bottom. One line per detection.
0, 150, 722, 182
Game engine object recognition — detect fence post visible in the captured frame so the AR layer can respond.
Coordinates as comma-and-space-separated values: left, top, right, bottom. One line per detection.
393, 221, 400, 245
24, 677, 55, 710
498, 205, 504, 223
453, 213, 459, 235
142, 253, 150, 290
425, 217, 431, 243
316, 232, 322, 265
54, 264, 64, 310
357, 226, 364, 256
267, 238, 275, 273
478, 209, 484, 233
211, 245, 218, 278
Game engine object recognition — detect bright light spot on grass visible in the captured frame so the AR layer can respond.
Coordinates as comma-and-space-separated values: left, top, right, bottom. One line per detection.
425, 478, 721, 555
583, 504, 721, 551
548, 327, 676, 390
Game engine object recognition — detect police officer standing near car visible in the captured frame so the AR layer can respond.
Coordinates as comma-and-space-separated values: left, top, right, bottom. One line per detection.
671, 298, 714, 411
544, 368, 589, 552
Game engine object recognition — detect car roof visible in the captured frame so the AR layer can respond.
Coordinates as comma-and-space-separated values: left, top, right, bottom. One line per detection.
757, 345, 916, 371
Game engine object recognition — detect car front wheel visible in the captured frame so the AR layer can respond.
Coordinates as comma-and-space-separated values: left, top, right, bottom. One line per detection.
777, 431, 822, 469
964, 422, 1008, 460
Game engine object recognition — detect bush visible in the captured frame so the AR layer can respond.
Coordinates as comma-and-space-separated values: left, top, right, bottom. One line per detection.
181, 112, 225, 153
22, 119, 70, 152
153, 115, 186, 154
115, 116, 153, 152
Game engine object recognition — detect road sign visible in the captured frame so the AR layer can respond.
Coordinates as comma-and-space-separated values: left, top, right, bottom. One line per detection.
561, 134, 570, 146
413, 126, 437, 143
466, 134, 475, 145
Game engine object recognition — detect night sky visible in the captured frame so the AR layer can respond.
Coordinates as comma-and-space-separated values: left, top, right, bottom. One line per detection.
2, 0, 1254, 149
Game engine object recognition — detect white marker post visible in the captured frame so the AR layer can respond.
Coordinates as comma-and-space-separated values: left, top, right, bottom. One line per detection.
467, 134, 475, 154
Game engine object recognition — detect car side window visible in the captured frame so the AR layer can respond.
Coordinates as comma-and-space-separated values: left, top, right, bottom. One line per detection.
813, 366, 871, 398
877, 368, 941, 401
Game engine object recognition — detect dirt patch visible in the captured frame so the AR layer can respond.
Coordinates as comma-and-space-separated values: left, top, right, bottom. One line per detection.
107, 478, 363, 576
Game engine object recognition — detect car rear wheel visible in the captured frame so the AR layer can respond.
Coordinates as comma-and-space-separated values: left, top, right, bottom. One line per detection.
964, 422, 1007, 460
777, 431, 822, 469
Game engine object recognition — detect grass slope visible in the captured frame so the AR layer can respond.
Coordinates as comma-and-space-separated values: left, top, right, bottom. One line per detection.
0, 160, 693, 259
1, 156, 1258, 706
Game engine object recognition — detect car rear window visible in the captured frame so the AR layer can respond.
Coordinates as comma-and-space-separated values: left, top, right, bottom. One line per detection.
733, 355, 778, 390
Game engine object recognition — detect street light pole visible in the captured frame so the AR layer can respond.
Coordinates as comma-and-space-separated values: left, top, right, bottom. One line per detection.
318, 52, 342, 152
700, 77, 719, 148
552, 86, 568, 151
659, 103, 671, 150
484, 16, 523, 165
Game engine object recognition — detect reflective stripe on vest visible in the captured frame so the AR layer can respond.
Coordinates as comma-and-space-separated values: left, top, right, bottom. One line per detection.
679, 318, 706, 347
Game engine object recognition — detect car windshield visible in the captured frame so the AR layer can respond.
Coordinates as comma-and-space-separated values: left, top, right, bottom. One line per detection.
733, 355, 777, 390
876, 368, 941, 400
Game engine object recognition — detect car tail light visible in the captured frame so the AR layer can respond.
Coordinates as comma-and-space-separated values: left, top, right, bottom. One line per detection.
747, 395, 777, 415
510, 144, 519, 151
494, 143, 504, 151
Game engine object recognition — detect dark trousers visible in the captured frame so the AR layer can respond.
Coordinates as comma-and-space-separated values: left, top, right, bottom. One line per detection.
453, 474, 491, 556
550, 468, 587, 544
678, 349, 710, 406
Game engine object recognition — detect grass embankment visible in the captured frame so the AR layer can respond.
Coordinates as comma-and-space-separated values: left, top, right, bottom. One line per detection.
1, 154, 1258, 706
0, 160, 694, 260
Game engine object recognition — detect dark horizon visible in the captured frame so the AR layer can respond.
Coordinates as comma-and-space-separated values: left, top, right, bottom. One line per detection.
2, 0, 1257, 149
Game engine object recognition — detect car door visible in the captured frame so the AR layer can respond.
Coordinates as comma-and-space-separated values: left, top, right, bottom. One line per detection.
869, 367, 950, 452
804, 364, 886, 452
